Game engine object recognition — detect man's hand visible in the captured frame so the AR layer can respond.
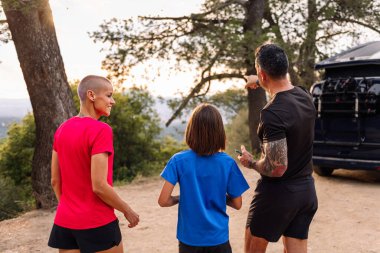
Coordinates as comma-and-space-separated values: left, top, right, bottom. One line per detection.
237, 145, 255, 169
244, 75, 260, 89
124, 207, 140, 228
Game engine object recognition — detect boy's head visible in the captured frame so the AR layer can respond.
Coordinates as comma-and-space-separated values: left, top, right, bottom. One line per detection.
185, 103, 226, 156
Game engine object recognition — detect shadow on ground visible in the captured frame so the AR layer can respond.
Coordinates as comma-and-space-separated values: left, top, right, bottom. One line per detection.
324, 169, 380, 184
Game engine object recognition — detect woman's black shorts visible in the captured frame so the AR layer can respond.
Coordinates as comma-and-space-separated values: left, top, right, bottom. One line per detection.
48, 219, 122, 253
246, 177, 318, 242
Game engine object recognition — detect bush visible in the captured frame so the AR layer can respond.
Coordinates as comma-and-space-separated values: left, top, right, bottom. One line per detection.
225, 108, 251, 158
0, 113, 35, 219
0, 113, 34, 185
0, 176, 23, 220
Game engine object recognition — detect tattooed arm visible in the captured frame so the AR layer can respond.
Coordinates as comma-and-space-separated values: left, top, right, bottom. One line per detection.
238, 138, 288, 177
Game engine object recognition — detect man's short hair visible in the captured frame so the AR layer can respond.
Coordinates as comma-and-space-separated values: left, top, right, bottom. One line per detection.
77, 75, 111, 102
255, 43, 289, 79
185, 103, 226, 156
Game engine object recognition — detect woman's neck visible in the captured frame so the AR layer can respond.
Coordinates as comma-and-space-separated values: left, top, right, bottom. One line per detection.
77, 107, 99, 120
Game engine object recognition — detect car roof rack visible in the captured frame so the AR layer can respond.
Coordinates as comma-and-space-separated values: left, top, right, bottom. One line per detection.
315, 41, 380, 70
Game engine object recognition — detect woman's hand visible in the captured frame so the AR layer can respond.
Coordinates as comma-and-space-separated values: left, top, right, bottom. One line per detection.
124, 207, 140, 228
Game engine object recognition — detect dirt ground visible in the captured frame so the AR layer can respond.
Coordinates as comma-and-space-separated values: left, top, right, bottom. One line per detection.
0, 168, 379, 253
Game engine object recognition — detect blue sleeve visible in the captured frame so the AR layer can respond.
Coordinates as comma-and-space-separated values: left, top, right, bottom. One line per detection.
227, 161, 250, 198
160, 156, 178, 186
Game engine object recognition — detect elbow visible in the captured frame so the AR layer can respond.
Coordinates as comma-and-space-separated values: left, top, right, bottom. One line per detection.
158, 198, 168, 207
51, 178, 59, 189
271, 165, 287, 177
158, 199, 165, 207
92, 181, 106, 196
233, 200, 242, 210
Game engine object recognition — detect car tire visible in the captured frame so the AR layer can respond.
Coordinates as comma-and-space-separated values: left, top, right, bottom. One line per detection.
313, 165, 334, 176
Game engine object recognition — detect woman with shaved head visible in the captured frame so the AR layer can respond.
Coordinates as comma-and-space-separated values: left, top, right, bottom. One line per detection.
48, 75, 139, 253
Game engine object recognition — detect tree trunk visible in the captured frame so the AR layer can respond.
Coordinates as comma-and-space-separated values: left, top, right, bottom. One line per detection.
3, 0, 76, 208
244, 0, 267, 153
297, 0, 318, 88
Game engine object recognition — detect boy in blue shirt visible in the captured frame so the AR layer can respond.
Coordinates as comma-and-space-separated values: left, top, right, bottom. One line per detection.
158, 103, 250, 253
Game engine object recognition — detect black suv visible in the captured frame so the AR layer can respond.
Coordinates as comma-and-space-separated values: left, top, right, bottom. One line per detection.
310, 41, 380, 176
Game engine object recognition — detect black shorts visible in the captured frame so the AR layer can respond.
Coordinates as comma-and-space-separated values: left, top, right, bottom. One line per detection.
246, 177, 318, 242
179, 241, 232, 253
48, 219, 121, 253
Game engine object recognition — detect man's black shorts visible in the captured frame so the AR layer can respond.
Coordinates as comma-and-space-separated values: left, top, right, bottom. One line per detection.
179, 240, 232, 253
246, 177, 318, 242
48, 219, 121, 253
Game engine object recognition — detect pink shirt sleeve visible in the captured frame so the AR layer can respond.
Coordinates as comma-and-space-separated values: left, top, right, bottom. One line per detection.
91, 125, 114, 155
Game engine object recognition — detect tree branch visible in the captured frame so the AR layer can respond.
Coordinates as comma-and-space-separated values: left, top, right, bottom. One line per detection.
142, 16, 238, 25
143, 0, 247, 22
0, 20, 7, 24
322, 17, 380, 34
316, 31, 350, 42
165, 73, 244, 126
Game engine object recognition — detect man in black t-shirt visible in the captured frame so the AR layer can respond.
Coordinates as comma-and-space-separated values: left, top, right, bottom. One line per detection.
238, 44, 318, 253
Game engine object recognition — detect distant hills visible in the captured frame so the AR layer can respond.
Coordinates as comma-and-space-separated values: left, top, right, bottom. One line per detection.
0, 98, 32, 117
0, 98, 32, 139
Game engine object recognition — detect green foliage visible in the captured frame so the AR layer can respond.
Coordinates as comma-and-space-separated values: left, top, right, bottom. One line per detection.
0, 113, 35, 220
90, 0, 254, 101
0, 113, 34, 185
165, 87, 248, 123
208, 88, 247, 120
69, 79, 80, 111
92, 0, 380, 106
104, 88, 163, 181
0, 176, 23, 220
225, 107, 251, 158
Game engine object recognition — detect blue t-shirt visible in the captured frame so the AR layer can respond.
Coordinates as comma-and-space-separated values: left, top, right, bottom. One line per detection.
161, 150, 250, 246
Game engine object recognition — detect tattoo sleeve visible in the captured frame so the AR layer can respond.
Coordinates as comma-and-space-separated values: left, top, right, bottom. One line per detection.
250, 138, 288, 177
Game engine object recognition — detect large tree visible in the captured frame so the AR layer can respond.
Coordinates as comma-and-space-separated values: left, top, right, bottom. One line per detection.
91, 0, 380, 152
92, 0, 267, 152
265, 0, 380, 86
2, 0, 76, 208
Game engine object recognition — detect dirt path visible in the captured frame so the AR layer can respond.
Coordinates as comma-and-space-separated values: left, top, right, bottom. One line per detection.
1, 168, 379, 253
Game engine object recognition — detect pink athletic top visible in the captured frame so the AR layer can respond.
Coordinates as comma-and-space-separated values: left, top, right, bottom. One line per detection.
53, 117, 117, 229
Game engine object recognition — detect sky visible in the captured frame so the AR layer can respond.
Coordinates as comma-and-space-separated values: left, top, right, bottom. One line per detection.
1, 0, 380, 99
0, 0, 207, 99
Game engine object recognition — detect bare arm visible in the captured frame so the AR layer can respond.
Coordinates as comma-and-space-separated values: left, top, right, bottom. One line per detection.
91, 153, 139, 228
238, 139, 288, 177
226, 195, 242, 210
158, 180, 179, 207
51, 151, 61, 201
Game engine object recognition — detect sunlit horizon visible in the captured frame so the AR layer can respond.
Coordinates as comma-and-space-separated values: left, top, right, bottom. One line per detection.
0, 0, 205, 99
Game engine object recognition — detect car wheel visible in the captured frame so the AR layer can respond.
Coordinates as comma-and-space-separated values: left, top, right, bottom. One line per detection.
313, 165, 334, 176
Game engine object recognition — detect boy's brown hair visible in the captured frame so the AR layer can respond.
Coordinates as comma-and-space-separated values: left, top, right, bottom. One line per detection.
185, 103, 226, 156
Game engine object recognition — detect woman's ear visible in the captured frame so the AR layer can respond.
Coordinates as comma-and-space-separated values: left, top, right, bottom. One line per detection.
87, 90, 96, 102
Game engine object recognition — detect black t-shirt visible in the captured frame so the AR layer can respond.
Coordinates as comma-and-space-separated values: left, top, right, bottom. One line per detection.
257, 86, 316, 182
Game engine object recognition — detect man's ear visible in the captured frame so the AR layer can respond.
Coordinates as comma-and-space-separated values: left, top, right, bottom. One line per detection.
87, 90, 96, 102
260, 69, 267, 82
